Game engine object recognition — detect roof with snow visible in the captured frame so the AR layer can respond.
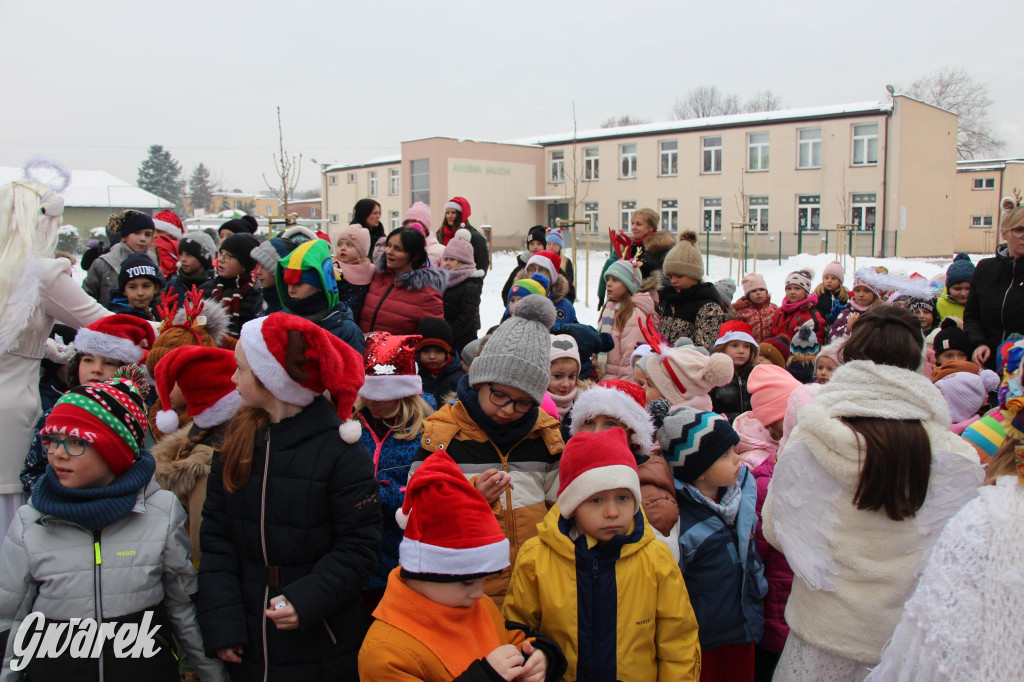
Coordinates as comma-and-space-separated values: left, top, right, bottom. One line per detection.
325, 155, 402, 172
0, 167, 174, 209
288, 197, 322, 204
956, 157, 1024, 172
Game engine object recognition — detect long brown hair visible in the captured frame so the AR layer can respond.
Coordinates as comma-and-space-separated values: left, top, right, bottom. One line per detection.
613, 294, 635, 332
984, 438, 1020, 485
841, 306, 932, 521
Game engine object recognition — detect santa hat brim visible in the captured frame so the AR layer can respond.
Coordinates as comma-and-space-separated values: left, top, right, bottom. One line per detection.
192, 389, 242, 429
399, 536, 509, 578
568, 386, 654, 454
239, 316, 318, 406
557, 465, 642, 519
715, 331, 758, 348
359, 374, 423, 401
74, 327, 143, 364
153, 218, 183, 238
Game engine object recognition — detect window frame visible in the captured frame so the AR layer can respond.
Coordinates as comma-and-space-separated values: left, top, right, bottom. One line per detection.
659, 140, 678, 177
851, 193, 877, 231
702, 136, 722, 174
584, 202, 599, 233
550, 150, 565, 183
748, 196, 769, 232
797, 194, 822, 232
971, 215, 995, 228
620, 200, 637, 231
851, 123, 879, 166
702, 197, 722, 233
747, 132, 770, 172
972, 177, 996, 190
389, 168, 400, 195
390, 210, 400, 230
583, 147, 599, 181
797, 128, 822, 169
347, 172, 357, 184
368, 170, 378, 197
660, 199, 679, 233
619, 144, 637, 179
410, 159, 430, 207
329, 175, 338, 185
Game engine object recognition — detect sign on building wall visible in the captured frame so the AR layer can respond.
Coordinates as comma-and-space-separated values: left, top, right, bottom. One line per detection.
446, 158, 537, 243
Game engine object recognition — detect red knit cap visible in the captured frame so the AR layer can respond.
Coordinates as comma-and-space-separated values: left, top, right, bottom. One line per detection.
153, 210, 184, 238
557, 428, 640, 518
154, 346, 241, 433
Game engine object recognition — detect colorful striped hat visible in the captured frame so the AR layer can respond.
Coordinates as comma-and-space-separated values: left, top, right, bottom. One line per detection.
604, 259, 643, 295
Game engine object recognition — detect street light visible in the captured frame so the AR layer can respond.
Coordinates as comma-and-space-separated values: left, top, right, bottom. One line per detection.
311, 158, 329, 228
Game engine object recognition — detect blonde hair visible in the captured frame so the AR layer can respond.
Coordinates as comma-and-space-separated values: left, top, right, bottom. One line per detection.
632, 208, 659, 232
613, 294, 635, 332
1001, 206, 1024, 234
814, 281, 849, 304
983, 438, 1020, 485
354, 394, 434, 441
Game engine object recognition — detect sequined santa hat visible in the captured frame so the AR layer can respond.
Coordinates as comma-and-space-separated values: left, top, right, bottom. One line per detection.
152, 209, 184, 239
239, 313, 364, 442
359, 332, 423, 401
154, 346, 241, 433
74, 314, 156, 364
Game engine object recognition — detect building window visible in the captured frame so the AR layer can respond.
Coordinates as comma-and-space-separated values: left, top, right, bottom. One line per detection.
550, 150, 564, 183
410, 159, 430, 206
851, 193, 877, 231
330, 213, 339, 224
798, 128, 822, 169
620, 144, 637, 179
368, 170, 378, 197
584, 147, 599, 181
389, 169, 400, 195
347, 172, 357, 183
620, 200, 636, 231
310, 206, 318, 218
234, 200, 243, 209
584, 202, 599, 233
797, 195, 821, 232
264, 204, 272, 216
660, 140, 678, 176
971, 215, 995, 228
973, 177, 996, 190
702, 136, 722, 174
390, 211, 400, 230
329, 175, 338, 185
748, 132, 770, 171
661, 199, 679, 233
852, 123, 879, 166
748, 196, 769, 232
702, 197, 722, 233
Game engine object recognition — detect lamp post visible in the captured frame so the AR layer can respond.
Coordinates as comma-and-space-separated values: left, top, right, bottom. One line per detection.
311, 158, 329, 233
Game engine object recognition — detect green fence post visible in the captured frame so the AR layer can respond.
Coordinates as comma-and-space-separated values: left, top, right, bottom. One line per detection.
824, 231, 829, 255
705, 230, 710, 275
797, 230, 802, 255
778, 231, 782, 265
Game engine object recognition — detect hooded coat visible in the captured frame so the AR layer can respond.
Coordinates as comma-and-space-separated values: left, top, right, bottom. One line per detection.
964, 243, 1024, 369
655, 280, 727, 350
359, 255, 447, 335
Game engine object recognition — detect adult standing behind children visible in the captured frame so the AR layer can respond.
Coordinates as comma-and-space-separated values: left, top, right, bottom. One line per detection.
352, 198, 384, 259
628, 207, 675, 279
763, 306, 983, 680
83, 209, 158, 308
436, 196, 490, 274
0, 174, 111, 534
359, 227, 446, 335
966, 196, 1024, 370
656, 232, 727, 350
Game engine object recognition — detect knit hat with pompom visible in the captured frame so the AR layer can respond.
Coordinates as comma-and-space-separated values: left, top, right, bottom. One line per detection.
469, 294, 556, 404
645, 346, 734, 406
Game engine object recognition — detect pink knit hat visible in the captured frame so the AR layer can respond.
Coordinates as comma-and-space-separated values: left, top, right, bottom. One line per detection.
785, 269, 814, 294
748, 363, 803, 427
823, 261, 845, 281
403, 202, 432, 232
741, 272, 768, 296
645, 347, 734, 406
337, 224, 370, 257
442, 228, 475, 265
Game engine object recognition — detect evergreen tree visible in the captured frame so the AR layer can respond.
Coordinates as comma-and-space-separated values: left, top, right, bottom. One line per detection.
137, 145, 184, 208
188, 163, 214, 214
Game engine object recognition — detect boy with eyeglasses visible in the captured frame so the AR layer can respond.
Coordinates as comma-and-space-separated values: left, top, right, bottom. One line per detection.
199, 232, 262, 338
411, 294, 565, 607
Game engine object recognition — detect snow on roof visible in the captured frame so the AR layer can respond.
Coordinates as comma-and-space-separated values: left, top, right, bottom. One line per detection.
0, 167, 173, 209
957, 157, 1024, 172
288, 197, 322, 203
509, 101, 891, 146
325, 155, 402, 172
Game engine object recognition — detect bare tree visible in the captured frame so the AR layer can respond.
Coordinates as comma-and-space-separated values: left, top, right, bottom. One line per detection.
671, 85, 741, 120
262, 106, 302, 219
744, 90, 784, 113
904, 67, 1005, 159
600, 114, 650, 128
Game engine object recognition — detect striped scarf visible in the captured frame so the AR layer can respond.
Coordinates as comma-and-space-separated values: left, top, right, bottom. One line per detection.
595, 300, 617, 378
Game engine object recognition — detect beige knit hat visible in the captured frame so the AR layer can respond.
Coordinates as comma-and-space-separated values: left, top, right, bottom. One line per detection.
644, 347, 734, 405
662, 240, 703, 279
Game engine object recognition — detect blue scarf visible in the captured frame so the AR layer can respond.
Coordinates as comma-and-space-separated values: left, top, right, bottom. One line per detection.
456, 375, 538, 451
31, 453, 156, 530
684, 477, 744, 527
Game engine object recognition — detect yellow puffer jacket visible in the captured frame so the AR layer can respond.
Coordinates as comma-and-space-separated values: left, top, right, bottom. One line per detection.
503, 504, 701, 681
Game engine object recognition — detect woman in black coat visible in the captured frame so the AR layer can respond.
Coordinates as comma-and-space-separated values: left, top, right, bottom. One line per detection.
352, 198, 384, 258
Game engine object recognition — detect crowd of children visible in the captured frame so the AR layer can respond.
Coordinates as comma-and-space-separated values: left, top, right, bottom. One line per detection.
4, 180, 1024, 682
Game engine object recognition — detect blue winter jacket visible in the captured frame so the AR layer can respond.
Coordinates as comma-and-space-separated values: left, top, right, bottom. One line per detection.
317, 301, 365, 354
419, 351, 465, 405
677, 467, 767, 651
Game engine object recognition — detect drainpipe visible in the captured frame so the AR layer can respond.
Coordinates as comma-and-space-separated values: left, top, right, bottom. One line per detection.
880, 100, 892, 257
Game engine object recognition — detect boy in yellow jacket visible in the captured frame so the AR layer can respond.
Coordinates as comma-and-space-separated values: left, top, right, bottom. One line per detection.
503, 428, 701, 681
359, 450, 567, 681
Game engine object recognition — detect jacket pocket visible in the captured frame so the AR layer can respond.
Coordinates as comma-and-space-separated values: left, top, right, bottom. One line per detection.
323, 619, 338, 645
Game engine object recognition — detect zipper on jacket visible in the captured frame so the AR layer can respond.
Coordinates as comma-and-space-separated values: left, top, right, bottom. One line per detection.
738, 373, 746, 413
260, 433, 271, 682
1000, 258, 1018, 343
488, 435, 530, 554
368, 279, 398, 331
591, 558, 600, 677
93, 529, 104, 682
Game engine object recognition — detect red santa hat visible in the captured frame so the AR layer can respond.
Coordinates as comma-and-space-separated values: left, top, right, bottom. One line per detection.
568, 380, 654, 454
557, 428, 641, 518
239, 313, 364, 443
527, 249, 562, 284
397, 451, 510, 581
74, 314, 156, 364
154, 346, 241, 433
715, 320, 757, 348
359, 332, 423, 401
152, 210, 184, 239
443, 196, 471, 222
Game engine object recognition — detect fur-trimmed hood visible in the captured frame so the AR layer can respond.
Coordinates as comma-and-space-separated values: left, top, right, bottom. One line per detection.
642, 230, 677, 255
374, 252, 448, 293
151, 424, 216, 508
514, 267, 571, 303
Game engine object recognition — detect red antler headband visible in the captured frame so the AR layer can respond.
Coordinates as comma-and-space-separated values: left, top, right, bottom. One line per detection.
637, 314, 689, 397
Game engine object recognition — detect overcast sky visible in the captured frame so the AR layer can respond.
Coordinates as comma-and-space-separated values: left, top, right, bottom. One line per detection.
2, 0, 1022, 195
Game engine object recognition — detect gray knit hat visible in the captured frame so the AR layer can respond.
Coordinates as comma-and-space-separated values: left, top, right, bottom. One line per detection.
662, 240, 704, 279
178, 231, 218, 269
469, 294, 556, 404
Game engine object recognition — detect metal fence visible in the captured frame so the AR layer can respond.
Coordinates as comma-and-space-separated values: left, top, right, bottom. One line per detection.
699, 228, 878, 275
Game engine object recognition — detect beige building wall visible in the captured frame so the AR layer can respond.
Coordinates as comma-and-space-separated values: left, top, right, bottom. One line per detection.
954, 160, 1024, 254
323, 160, 403, 242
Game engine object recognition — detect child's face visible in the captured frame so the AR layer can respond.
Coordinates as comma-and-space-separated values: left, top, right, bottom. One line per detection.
478, 382, 535, 424
913, 307, 935, 329
578, 416, 636, 451
669, 274, 699, 292
851, 286, 876, 307
508, 295, 523, 314
365, 398, 399, 419
461, 359, 471, 373
949, 282, 970, 305
815, 356, 838, 384
634, 365, 662, 403
336, 238, 362, 265
179, 252, 203, 275
442, 257, 465, 271
408, 577, 485, 608
233, 345, 267, 408
697, 447, 742, 490
217, 250, 246, 279
418, 346, 448, 370
784, 284, 808, 303
721, 341, 751, 367
445, 208, 459, 227
604, 276, 627, 303
572, 488, 636, 542
548, 358, 579, 397
168, 382, 187, 410
748, 289, 768, 305
287, 282, 319, 301
256, 268, 276, 288
44, 435, 115, 489
822, 274, 842, 291
124, 279, 157, 309
219, 229, 234, 244
527, 240, 544, 254
936, 349, 968, 365
124, 229, 154, 253
79, 354, 120, 384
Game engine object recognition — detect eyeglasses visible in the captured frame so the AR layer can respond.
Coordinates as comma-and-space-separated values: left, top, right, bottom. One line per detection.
486, 384, 535, 414
41, 435, 88, 457
1003, 225, 1024, 240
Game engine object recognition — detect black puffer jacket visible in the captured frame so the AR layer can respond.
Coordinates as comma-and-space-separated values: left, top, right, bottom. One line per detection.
198, 396, 382, 682
964, 244, 1024, 369
437, 223, 490, 274
710, 363, 754, 423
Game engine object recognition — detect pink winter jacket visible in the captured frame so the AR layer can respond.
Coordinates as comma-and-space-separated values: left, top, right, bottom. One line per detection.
733, 411, 777, 470
603, 293, 658, 381
753, 455, 793, 653
733, 296, 778, 343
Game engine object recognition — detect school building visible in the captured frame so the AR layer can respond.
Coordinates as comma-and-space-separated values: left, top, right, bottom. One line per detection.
320, 94, 1015, 259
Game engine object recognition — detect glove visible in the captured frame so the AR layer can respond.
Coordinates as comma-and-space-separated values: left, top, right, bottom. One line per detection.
44, 335, 75, 364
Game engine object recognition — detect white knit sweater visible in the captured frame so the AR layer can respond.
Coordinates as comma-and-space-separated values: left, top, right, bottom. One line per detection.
763, 360, 983, 664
